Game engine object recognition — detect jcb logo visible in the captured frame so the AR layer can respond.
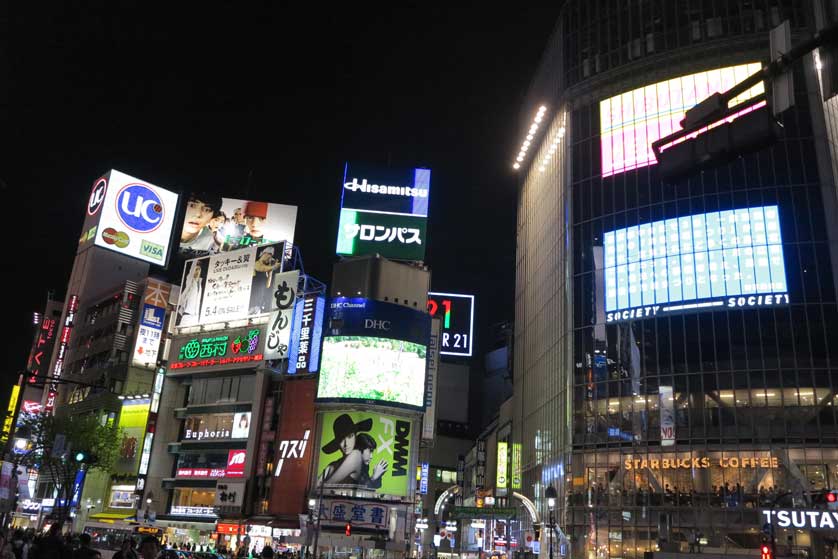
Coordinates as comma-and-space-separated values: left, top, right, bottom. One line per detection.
228, 451, 246, 466
116, 184, 164, 233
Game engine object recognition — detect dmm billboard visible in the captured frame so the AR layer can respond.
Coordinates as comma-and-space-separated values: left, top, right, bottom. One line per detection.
316, 410, 414, 497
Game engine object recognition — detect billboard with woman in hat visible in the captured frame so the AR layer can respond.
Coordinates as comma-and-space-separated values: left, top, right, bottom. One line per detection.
317, 411, 414, 497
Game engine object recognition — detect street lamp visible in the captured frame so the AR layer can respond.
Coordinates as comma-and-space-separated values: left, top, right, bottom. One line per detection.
545, 486, 558, 559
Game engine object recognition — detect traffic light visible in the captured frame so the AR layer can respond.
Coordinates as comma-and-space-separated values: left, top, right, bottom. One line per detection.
760, 543, 772, 559
345, 523, 351, 536
74, 451, 88, 463
828, 490, 838, 510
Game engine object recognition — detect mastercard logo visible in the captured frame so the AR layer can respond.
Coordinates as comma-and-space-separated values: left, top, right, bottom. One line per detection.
102, 227, 130, 249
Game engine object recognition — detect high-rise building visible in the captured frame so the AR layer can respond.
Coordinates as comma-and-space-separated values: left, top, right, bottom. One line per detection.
513, 2, 838, 559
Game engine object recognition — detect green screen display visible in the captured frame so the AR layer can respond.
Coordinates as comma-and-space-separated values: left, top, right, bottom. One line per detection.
336, 209, 427, 261
317, 336, 427, 408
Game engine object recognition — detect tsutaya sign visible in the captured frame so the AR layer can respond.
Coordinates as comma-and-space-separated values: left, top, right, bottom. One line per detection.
762, 509, 838, 530
624, 456, 779, 470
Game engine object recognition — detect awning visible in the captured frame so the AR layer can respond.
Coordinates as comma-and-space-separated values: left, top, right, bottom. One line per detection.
88, 513, 136, 522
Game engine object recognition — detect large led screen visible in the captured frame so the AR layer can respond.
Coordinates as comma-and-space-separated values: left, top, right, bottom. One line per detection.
317, 337, 427, 407
336, 164, 431, 261
316, 298, 430, 409
604, 206, 788, 323
316, 410, 414, 497
600, 63, 763, 177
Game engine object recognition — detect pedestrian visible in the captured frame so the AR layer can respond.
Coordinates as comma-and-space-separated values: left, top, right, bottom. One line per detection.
71, 534, 100, 559
113, 538, 138, 559
137, 536, 160, 559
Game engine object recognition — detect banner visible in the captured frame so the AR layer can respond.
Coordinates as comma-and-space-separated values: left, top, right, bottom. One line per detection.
660, 386, 675, 446
263, 270, 300, 360
496, 441, 508, 496
422, 319, 440, 440
114, 399, 151, 475
317, 410, 414, 497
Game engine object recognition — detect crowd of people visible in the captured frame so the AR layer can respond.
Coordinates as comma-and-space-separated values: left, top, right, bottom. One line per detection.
0, 525, 160, 559
567, 482, 791, 508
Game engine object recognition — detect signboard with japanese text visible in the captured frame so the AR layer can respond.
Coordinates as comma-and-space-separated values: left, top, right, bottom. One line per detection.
46, 294, 79, 413
170, 326, 265, 373
178, 193, 297, 258
85, 169, 180, 265
427, 292, 474, 357
264, 270, 300, 360
26, 300, 62, 384
215, 481, 246, 511
419, 463, 429, 495
476, 440, 486, 488
114, 399, 151, 475
0, 384, 20, 446
336, 164, 430, 261
269, 378, 316, 518
496, 441, 509, 496
176, 242, 297, 327
316, 410, 414, 497
318, 499, 390, 530
421, 318, 440, 440
132, 304, 165, 367
317, 298, 430, 409
287, 295, 326, 374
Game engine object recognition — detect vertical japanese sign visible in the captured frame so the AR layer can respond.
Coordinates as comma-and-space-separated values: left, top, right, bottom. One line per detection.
287, 295, 326, 374
422, 318, 441, 440
660, 386, 675, 446
419, 462, 429, 495
456, 455, 465, 505
132, 279, 171, 367
511, 443, 522, 490
496, 441, 509, 496
264, 269, 300, 360
476, 440, 486, 489
0, 383, 21, 446
46, 294, 79, 414
26, 300, 62, 384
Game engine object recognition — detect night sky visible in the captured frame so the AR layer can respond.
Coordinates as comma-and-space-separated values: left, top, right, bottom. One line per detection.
5, 5, 559, 390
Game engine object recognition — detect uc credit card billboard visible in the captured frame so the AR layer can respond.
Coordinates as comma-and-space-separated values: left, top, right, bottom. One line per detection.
316, 298, 430, 409
316, 410, 414, 497
81, 169, 180, 266
336, 163, 430, 261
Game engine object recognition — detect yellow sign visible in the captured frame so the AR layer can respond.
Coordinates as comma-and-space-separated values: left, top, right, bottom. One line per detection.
1, 385, 21, 444
624, 456, 779, 470
496, 442, 508, 488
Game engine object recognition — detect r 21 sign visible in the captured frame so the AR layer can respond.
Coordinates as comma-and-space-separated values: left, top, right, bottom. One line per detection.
427, 292, 474, 358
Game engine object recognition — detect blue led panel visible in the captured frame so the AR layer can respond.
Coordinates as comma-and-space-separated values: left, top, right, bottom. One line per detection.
604, 206, 789, 322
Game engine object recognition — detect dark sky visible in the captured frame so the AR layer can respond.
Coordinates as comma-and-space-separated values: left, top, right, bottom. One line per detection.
5, 5, 559, 387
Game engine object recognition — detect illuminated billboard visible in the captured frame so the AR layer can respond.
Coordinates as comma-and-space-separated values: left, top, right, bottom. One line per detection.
316, 410, 414, 497
287, 295, 326, 374
83, 170, 180, 265
316, 298, 430, 409
114, 398, 151, 476
132, 279, 172, 367
178, 193, 297, 258
26, 300, 62, 384
176, 242, 296, 327
600, 63, 763, 177
336, 164, 431, 261
427, 292, 474, 357
604, 205, 788, 323
170, 326, 266, 373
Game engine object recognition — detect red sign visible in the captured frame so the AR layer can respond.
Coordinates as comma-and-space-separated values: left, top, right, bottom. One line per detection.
20, 401, 41, 415
217, 523, 246, 535
176, 467, 226, 478
226, 450, 246, 478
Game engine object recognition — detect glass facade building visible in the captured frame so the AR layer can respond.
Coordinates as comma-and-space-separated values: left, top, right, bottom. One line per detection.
513, 2, 838, 558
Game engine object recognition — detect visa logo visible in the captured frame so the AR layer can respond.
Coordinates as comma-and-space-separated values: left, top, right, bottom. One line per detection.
140, 240, 164, 260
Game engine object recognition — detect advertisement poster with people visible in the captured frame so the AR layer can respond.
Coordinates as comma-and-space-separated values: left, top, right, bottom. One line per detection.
178, 192, 297, 258
316, 411, 414, 497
